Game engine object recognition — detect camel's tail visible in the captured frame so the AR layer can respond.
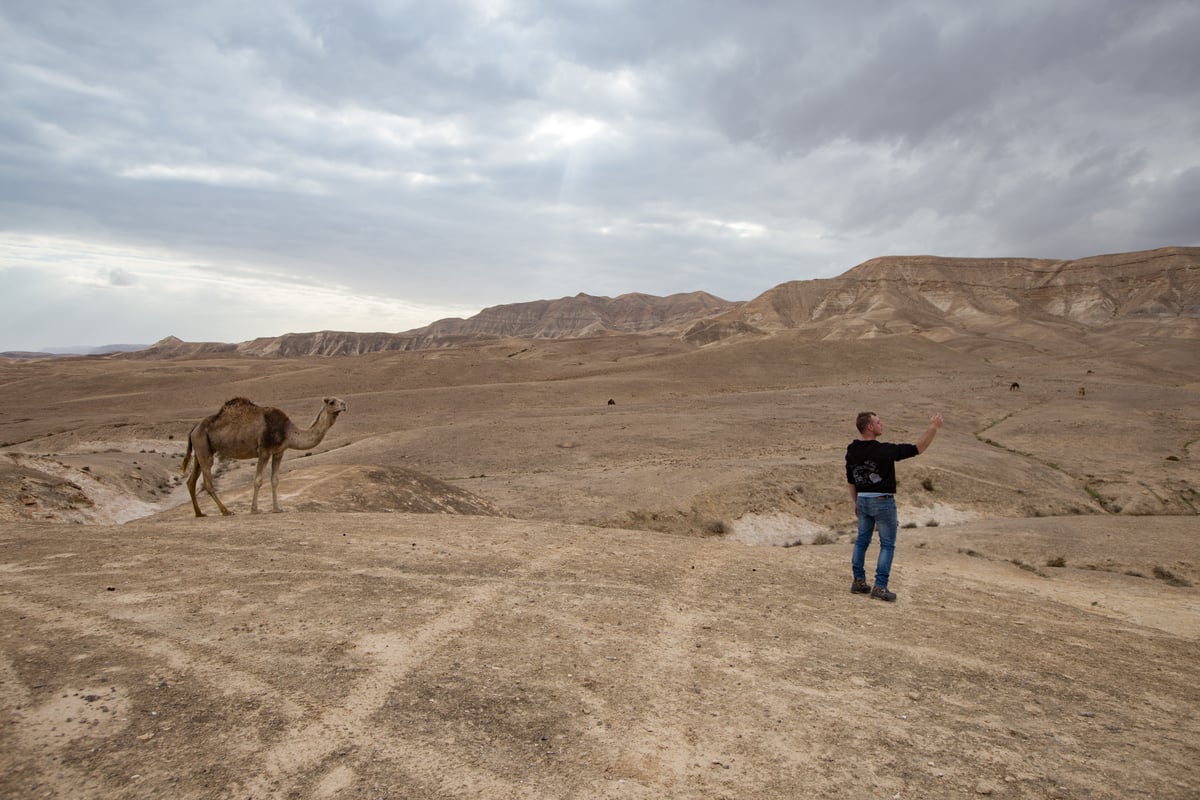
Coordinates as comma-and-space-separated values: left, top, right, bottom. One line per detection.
181, 430, 194, 474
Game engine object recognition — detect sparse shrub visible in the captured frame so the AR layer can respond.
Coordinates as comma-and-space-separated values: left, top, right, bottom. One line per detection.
924, 520, 939, 528
1047, 556, 1067, 568
921, 477, 935, 492
811, 532, 837, 546
1125, 570, 1145, 578
963, 549, 984, 558
1165, 455, 1180, 462
1153, 566, 1192, 587
902, 522, 917, 529
1012, 560, 1038, 573
704, 519, 727, 535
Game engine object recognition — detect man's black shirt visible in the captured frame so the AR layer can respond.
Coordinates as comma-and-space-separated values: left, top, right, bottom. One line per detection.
845, 439, 919, 494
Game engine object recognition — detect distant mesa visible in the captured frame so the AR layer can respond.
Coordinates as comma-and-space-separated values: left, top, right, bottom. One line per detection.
0, 342, 152, 360
0, 351, 60, 360
121, 336, 237, 360
126, 291, 746, 359
81, 245, 1200, 360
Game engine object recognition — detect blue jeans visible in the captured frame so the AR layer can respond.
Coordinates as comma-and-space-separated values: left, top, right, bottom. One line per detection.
853, 495, 899, 588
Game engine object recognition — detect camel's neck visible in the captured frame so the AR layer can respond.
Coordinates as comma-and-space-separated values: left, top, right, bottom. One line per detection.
292, 408, 338, 451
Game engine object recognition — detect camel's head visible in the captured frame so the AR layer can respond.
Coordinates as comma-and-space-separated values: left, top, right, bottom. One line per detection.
324, 397, 348, 418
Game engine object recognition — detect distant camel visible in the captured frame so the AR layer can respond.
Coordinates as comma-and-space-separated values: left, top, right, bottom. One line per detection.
1010, 382, 1020, 391
182, 396, 347, 517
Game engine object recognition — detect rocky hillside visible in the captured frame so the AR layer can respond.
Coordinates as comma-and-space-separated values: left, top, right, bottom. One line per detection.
422, 290, 738, 339
685, 246, 1200, 345
119, 246, 1200, 359
126, 291, 741, 358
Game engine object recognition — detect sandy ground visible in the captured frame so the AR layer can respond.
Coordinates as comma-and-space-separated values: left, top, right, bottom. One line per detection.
1, 329, 1198, 799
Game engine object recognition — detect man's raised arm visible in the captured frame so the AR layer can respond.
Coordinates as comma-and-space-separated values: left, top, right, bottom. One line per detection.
916, 413, 944, 454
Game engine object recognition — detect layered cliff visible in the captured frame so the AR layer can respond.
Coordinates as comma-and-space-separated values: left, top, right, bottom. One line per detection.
686, 246, 1200, 345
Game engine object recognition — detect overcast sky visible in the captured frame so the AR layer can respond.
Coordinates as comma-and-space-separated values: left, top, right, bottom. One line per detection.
2, 1, 1198, 350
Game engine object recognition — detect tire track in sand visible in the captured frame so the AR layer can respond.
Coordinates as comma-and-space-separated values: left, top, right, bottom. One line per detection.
565, 538, 732, 795
0, 649, 110, 799
0, 590, 306, 720
236, 546, 575, 800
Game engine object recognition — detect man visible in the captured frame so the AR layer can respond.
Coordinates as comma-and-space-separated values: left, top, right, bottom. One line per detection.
846, 411, 944, 601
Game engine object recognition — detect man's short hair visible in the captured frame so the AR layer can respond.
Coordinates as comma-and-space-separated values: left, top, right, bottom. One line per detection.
855, 411, 876, 433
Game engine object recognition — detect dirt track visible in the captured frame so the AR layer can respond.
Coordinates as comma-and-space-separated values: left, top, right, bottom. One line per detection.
1, 332, 1198, 798
2, 512, 1197, 799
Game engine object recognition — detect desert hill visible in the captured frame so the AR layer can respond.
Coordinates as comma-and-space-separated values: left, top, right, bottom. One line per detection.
101, 246, 1200, 361
114, 291, 742, 359
686, 246, 1200, 349
0, 247, 1198, 799
417, 290, 739, 340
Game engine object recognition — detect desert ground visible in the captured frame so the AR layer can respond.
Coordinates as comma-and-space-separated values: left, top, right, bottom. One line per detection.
1, 329, 1197, 799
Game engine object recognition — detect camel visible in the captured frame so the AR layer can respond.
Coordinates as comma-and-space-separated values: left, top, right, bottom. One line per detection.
182, 396, 347, 517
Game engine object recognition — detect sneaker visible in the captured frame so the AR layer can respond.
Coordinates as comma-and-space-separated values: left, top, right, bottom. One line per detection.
850, 579, 872, 595
870, 586, 897, 602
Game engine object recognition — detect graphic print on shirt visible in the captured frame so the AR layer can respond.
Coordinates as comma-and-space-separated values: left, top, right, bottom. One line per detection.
851, 461, 883, 488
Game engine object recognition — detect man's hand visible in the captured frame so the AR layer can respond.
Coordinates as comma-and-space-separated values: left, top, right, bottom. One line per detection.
916, 413, 944, 453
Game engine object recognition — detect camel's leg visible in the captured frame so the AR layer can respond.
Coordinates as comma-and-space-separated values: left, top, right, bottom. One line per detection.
269, 452, 283, 512
251, 454, 270, 514
199, 459, 232, 516
187, 463, 206, 517
187, 434, 232, 517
